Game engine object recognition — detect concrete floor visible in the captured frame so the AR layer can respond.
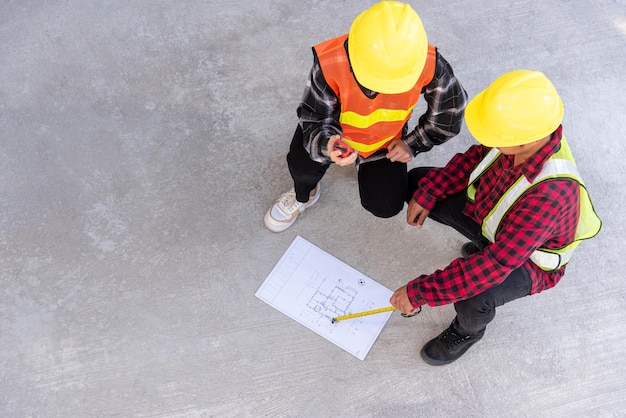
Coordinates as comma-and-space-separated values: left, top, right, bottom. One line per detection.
1, 0, 625, 416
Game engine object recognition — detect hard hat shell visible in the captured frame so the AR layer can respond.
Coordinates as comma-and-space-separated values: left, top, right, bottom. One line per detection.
348, 1, 428, 94
465, 70, 564, 147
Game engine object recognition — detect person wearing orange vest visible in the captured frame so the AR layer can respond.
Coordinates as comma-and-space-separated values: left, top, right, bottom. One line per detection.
390, 70, 601, 365
264, 1, 468, 232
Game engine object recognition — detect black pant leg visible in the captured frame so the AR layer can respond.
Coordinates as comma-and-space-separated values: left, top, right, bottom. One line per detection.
357, 156, 407, 218
407, 167, 488, 248
406, 166, 433, 201
286, 125, 329, 202
453, 266, 533, 336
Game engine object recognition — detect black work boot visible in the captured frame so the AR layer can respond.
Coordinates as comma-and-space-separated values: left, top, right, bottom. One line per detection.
420, 321, 483, 366
461, 242, 480, 259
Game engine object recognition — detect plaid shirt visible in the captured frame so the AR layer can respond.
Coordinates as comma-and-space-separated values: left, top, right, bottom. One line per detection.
407, 126, 581, 307
297, 41, 468, 164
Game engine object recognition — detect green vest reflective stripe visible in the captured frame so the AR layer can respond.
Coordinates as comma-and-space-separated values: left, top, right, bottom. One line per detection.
466, 137, 602, 271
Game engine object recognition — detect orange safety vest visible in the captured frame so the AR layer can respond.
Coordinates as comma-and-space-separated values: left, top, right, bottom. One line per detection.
314, 34, 436, 158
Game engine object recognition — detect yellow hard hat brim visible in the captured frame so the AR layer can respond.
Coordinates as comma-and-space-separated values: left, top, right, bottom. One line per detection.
465, 91, 562, 148
350, 56, 426, 94
464, 90, 512, 148
465, 70, 564, 148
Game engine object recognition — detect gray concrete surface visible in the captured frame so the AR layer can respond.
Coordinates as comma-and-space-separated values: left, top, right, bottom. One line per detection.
1, 0, 625, 416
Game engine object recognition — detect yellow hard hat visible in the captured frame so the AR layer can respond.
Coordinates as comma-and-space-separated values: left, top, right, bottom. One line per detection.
348, 1, 428, 94
465, 70, 564, 147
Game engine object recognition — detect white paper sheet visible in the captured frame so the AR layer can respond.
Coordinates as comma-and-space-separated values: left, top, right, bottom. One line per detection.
256, 236, 393, 360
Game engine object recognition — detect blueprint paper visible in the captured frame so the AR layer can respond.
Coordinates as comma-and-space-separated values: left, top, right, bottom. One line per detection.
256, 236, 393, 360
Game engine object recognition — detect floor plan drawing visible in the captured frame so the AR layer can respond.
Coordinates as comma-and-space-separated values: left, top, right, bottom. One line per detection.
256, 236, 393, 360
306, 278, 357, 321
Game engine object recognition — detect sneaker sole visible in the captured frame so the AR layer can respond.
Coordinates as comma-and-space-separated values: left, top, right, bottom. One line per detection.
263, 188, 320, 233
263, 209, 297, 233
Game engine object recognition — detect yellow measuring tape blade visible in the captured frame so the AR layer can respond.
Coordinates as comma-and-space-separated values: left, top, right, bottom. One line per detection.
331, 306, 397, 323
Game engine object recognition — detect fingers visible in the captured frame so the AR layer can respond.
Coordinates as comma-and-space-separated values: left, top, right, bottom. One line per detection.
406, 206, 417, 226
406, 200, 421, 226
389, 287, 402, 308
344, 149, 358, 164
417, 210, 429, 227
410, 210, 428, 227
388, 150, 412, 163
327, 135, 358, 166
406, 199, 430, 227
390, 285, 417, 316
407, 208, 418, 226
331, 149, 358, 166
386, 140, 412, 163
327, 135, 341, 161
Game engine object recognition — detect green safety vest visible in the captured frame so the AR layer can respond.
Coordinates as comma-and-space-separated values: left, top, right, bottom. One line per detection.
467, 137, 602, 271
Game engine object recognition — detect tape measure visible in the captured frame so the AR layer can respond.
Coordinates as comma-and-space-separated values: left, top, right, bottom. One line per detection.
331, 306, 396, 323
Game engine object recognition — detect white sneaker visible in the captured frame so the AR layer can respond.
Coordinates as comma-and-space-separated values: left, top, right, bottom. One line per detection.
264, 185, 320, 232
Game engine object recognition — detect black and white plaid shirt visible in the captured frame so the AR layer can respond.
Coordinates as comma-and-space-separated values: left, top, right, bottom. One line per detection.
297, 45, 468, 165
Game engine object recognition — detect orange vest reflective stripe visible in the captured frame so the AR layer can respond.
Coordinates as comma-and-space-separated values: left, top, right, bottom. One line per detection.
314, 34, 436, 157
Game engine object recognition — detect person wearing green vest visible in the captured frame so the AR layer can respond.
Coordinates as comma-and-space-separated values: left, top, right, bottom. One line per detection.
390, 70, 601, 366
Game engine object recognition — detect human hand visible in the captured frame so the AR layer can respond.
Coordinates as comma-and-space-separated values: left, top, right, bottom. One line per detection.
390, 285, 420, 316
328, 135, 358, 166
406, 198, 430, 227
386, 139, 413, 163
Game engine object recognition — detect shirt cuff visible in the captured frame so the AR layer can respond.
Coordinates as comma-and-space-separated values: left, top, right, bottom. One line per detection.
406, 276, 427, 307
403, 130, 430, 156
413, 189, 437, 212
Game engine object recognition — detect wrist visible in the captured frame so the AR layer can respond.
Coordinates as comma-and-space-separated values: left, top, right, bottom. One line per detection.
413, 190, 436, 211
406, 278, 426, 307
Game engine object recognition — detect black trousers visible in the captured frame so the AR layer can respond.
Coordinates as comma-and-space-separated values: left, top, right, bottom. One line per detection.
408, 167, 533, 336
287, 125, 408, 218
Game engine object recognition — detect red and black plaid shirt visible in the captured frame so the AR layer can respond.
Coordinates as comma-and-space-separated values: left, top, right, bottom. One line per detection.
407, 126, 580, 307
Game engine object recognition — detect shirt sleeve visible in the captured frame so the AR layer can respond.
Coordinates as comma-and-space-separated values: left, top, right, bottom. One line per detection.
403, 51, 469, 155
413, 144, 486, 211
297, 52, 342, 164
406, 179, 580, 307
